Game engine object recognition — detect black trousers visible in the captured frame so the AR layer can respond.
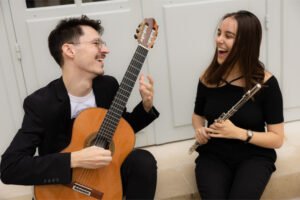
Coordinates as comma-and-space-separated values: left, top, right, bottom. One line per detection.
121, 149, 157, 200
32, 149, 156, 200
195, 153, 275, 199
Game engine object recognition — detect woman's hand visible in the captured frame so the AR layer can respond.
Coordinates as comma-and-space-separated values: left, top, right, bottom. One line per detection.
195, 127, 211, 144
206, 119, 245, 140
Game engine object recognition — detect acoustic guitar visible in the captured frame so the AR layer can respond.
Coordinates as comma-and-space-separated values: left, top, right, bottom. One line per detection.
34, 18, 158, 200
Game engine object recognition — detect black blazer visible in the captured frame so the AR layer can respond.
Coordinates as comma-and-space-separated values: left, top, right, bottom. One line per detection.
0, 75, 159, 185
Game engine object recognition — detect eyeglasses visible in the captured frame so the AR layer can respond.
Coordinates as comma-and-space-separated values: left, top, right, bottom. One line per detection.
70, 40, 107, 49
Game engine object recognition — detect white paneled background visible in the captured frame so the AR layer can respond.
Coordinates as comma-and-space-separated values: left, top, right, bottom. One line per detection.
0, 0, 300, 198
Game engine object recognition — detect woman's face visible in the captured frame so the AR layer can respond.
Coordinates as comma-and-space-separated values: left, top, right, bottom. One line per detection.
215, 17, 237, 64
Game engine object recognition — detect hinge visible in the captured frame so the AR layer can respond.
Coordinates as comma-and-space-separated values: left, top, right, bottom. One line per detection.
15, 43, 22, 61
264, 14, 270, 30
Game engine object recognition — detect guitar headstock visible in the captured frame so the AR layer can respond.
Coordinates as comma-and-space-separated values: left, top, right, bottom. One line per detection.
134, 18, 158, 49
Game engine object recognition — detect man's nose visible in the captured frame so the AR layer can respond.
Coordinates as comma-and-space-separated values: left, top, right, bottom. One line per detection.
100, 44, 110, 54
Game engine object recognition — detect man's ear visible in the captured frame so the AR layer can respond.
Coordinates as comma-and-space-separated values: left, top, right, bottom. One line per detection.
62, 43, 75, 59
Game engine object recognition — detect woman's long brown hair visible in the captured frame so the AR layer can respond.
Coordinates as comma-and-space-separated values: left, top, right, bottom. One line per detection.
202, 10, 265, 91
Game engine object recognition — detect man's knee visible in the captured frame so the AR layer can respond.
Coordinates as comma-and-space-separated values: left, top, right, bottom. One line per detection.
128, 149, 157, 171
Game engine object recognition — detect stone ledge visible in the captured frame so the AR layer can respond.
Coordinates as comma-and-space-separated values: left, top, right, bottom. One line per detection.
1, 122, 300, 200
144, 121, 300, 200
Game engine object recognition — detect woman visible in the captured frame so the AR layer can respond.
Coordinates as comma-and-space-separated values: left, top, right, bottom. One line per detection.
192, 10, 284, 199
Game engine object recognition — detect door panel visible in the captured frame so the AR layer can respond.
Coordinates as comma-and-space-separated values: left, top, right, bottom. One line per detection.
0, 0, 25, 154
282, 0, 300, 121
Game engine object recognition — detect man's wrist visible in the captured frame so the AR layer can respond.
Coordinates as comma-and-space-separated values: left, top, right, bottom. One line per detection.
143, 103, 153, 113
70, 152, 78, 168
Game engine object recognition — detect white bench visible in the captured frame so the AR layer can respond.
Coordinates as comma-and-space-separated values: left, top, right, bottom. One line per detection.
1, 121, 299, 200
144, 121, 300, 199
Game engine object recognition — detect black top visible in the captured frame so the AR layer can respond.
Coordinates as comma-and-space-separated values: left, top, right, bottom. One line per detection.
194, 76, 283, 163
0, 75, 159, 185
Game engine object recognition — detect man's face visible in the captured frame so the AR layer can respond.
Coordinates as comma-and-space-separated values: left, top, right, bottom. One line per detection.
73, 25, 109, 77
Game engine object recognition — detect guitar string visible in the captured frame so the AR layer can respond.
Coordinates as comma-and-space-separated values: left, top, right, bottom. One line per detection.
76, 82, 133, 184
77, 46, 148, 184
76, 75, 135, 184
79, 46, 148, 184
93, 46, 147, 143
78, 47, 148, 184
77, 46, 145, 183
93, 46, 146, 146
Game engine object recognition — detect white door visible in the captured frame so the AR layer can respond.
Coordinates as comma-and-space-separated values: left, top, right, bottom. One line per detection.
143, 0, 268, 144
8, 0, 273, 146
10, 0, 290, 146
8, 0, 157, 146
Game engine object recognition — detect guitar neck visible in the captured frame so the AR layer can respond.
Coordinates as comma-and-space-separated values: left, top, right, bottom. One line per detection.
96, 45, 149, 143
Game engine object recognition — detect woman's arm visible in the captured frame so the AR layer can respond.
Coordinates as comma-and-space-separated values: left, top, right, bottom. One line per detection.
247, 123, 284, 148
207, 120, 284, 149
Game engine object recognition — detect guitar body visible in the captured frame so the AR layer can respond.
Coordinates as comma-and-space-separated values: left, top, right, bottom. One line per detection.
34, 107, 135, 200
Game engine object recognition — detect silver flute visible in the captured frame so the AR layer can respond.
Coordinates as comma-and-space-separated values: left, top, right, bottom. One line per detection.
188, 83, 262, 154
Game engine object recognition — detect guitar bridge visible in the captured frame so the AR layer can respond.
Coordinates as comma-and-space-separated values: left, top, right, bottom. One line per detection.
72, 183, 92, 196
65, 182, 103, 199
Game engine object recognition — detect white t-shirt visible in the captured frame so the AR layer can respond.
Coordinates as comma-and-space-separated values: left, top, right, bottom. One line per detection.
68, 90, 96, 119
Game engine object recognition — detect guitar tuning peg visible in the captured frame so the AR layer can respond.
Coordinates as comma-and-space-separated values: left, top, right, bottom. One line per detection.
134, 34, 138, 39
136, 29, 139, 33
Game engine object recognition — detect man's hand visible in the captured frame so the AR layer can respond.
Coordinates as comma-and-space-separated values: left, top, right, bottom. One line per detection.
71, 146, 112, 169
139, 74, 154, 112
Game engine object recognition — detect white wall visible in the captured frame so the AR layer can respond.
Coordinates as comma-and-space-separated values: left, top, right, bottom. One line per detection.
0, 1, 33, 199
144, 0, 268, 144
281, 0, 300, 121
1, 0, 300, 198
1, 0, 300, 158
0, 0, 24, 155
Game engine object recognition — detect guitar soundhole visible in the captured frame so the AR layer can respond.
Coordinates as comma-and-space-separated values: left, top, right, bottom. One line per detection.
85, 132, 115, 154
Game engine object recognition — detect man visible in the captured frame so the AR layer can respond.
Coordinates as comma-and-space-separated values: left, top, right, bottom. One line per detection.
1, 15, 159, 199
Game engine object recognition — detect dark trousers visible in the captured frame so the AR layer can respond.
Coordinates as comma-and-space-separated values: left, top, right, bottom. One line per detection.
195, 153, 275, 199
32, 149, 156, 200
121, 149, 157, 200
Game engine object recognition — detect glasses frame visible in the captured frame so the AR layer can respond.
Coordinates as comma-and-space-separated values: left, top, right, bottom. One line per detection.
70, 39, 107, 49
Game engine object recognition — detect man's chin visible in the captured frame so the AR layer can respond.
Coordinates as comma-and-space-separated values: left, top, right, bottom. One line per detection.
91, 70, 104, 78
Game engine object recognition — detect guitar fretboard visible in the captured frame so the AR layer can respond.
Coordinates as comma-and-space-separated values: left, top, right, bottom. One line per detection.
95, 45, 149, 145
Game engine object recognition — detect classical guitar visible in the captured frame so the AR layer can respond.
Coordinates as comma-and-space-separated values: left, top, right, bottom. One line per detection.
34, 18, 158, 200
